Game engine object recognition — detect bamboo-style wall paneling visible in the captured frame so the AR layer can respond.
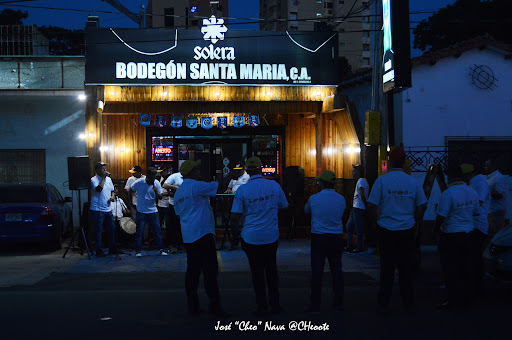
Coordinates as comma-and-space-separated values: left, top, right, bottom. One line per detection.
104, 85, 336, 103
285, 110, 360, 178
99, 114, 147, 180
102, 101, 323, 116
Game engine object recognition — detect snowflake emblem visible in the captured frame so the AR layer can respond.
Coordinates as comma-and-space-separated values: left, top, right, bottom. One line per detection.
201, 15, 228, 44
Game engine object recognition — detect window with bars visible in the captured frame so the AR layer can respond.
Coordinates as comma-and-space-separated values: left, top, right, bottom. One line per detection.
0, 149, 46, 184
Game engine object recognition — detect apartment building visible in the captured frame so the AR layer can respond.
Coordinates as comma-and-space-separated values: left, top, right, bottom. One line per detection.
147, 0, 229, 28
260, 0, 372, 71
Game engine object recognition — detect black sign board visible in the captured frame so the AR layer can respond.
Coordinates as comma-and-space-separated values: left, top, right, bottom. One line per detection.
85, 16, 339, 86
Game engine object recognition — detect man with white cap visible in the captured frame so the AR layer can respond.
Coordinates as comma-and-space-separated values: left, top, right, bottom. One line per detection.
125, 165, 145, 220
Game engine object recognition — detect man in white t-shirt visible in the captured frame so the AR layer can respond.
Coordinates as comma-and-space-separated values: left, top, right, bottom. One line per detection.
434, 165, 479, 310
225, 164, 250, 194
124, 165, 145, 220
163, 170, 185, 251
111, 184, 129, 220
345, 164, 369, 253
485, 158, 507, 234
90, 161, 116, 257
461, 163, 490, 299
156, 165, 172, 250
367, 148, 427, 314
130, 167, 169, 257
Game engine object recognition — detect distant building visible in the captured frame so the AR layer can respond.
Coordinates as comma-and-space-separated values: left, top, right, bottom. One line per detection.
260, 0, 372, 71
147, 0, 229, 28
0, 25, 49, 55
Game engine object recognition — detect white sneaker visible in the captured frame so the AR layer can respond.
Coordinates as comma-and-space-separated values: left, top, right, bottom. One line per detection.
135, 252, 142, 258
159, 249, 168, 256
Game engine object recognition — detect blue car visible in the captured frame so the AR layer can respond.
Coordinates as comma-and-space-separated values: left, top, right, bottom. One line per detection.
483, 224, 512, 281
0, 184, 72, 250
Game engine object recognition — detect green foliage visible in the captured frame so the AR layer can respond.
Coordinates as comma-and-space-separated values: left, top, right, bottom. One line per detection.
0, 8, 28, 25
413, 0, 512, 52
39, 26, 85, 55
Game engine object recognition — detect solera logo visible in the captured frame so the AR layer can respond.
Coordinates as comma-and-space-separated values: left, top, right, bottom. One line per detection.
201, 15, 228, 44
194, 15, 235, 61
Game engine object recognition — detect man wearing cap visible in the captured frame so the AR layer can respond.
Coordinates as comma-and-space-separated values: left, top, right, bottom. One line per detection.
130, 167, 168, 257
225, 163, 250, 195
90, 161, 117, 257
125, 165, 145, 220
461, 163, 490, 299
485, 158, 507, 235
304, 170, 346, 314
173, 160, 229, 317
163, 169, 185, 252
231, 156, 289, 316
434, 166, 479, 310
367, 148, 427, 313
345, 164, 369, 253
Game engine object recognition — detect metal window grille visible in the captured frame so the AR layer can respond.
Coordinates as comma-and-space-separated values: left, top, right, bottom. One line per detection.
0, 149, 46, 184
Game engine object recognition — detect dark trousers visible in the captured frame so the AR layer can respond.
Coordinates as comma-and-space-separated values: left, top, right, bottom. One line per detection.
184, 233, 221, 313
471, 229, 486, 297
168, 205, 183, 246
377, 226, 416, 307
310, 233, 344, 308
242, 239, 280, 310
439, 232, 473, 308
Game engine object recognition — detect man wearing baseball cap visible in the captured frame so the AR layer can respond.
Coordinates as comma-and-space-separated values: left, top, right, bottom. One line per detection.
124, 165, 145, 220
231, 156, 289, 316
367, 148, 427, 314
304, 170, 346, 314
173, 160, 229, 317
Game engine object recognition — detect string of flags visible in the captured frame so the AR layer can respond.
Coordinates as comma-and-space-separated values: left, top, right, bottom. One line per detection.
139, 113, 260, 129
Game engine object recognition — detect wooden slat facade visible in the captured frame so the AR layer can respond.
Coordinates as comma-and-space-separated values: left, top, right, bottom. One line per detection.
86, 85, 360, 181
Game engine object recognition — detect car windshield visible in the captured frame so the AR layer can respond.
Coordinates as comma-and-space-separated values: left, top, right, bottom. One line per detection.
0, 187, 48, 203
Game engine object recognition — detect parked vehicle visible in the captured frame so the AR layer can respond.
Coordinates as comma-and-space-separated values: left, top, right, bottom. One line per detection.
483, 224, 512, 281
0, 184, 72, 250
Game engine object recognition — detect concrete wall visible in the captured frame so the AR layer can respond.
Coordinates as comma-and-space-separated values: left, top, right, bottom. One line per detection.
0, 93, 86, 226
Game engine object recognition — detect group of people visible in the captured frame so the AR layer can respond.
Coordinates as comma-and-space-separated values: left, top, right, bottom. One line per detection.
88, 150, 507, 317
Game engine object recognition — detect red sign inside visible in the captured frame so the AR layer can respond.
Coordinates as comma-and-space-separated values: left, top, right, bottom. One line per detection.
155, 147, 172, 154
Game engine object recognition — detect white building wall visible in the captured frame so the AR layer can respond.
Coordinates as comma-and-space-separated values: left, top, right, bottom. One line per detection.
0, 94, 86, 226
400, 48, 512, 221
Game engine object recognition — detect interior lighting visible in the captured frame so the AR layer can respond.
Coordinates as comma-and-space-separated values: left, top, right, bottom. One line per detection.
99, 146, 109, 152
78, 94, 86, 101
78, 133, 86, 140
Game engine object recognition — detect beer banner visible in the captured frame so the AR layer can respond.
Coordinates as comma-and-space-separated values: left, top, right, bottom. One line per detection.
155, 115, 166, 127
186, 117, 198, 129
201, 117, 213, 130
249, 115, 260, 127
233, 116, 244, 128
171, 116, 182, 128
139, 113, 151, 126
217, 116, 227, 129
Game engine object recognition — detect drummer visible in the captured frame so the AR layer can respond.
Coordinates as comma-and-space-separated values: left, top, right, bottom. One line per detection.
111, 184, 130, 221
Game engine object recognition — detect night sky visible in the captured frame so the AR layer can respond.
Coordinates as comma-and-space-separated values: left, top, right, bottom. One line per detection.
1, 0, 457, 56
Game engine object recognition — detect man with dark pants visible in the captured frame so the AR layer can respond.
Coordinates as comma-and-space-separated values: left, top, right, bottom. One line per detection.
345, 164, 369, 253
434, 166, 479, 310
461, 163, 490, 298
130, 167, 168, 257
304, 170, 346, 314
231, 156, 289, 316
90, 161, 116, 257
163, 170, 185, 252
173, 160, 229, 317
367, 148, 427, 314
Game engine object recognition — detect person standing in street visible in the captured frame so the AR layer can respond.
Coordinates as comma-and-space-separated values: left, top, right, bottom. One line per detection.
304, 170, 346, 314
157, 165, 173, 252
130, 167, 168, 257
231, 156, 289, 316
173, 160, 229, 317
434, 166, 480, 310
367, 148, 427, 314
163, 169, 185, 252
345, 164, 369, 253
90, 161, 117, 257
485, 158, 507, 235
125, 165, 145, 220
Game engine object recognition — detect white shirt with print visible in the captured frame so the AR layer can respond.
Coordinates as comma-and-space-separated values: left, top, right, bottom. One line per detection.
353, 178, 369, 209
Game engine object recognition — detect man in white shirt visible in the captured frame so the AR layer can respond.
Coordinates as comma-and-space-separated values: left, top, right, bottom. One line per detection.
130, 167, 168, 257
124, 165, 145, 220
163, 170, 185, 251
225, 164, 250, 194
461, 163, 490, 299
156, 165, 172, 251
345, 164, 369, 253
90, 161, 116, 257
111, 184, 129, 220
367, 148, 427, 314
434, 165, 479, 310
485, 158, 507, 234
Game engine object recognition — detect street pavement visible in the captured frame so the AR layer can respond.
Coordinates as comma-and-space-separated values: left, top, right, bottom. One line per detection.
0, 240, 511, 339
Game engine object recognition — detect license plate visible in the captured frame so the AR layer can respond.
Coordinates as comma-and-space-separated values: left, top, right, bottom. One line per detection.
6, 213, 23, 222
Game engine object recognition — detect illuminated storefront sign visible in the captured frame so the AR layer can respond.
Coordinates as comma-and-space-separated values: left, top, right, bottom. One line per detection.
154, 147, 172, 154
86, 16, 338, 85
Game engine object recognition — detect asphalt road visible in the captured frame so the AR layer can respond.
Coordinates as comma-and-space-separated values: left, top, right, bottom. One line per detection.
1, 255, 511, 339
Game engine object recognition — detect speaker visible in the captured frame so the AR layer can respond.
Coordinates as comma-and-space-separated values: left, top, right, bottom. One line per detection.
283, 166, 304, 196
68, 156, 91, 190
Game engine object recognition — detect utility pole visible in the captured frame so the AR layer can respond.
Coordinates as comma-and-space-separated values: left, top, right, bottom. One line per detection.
102, 0, 145, 28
